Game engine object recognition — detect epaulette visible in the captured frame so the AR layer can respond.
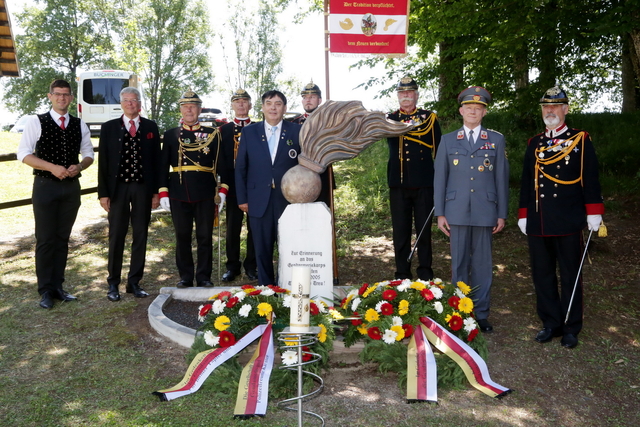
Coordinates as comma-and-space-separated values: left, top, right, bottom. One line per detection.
487, 128, 503, 136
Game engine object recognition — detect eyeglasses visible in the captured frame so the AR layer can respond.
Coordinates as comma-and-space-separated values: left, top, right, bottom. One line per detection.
121, 99, 140, 104
50, 92, 72, 98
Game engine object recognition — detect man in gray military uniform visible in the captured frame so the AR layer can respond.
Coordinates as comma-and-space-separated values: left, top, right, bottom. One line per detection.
434, 86, 509, 333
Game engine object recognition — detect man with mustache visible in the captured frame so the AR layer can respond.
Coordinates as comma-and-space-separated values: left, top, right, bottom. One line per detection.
386, 76, 441, 282
518, 86, 604, 349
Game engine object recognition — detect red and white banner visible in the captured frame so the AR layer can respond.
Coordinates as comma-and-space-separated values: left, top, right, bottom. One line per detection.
329, 0, 410, 55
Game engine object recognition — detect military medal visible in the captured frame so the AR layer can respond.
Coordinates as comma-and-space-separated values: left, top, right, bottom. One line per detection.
489, 165, 494, 171
289, 149, 297, 159
478, 165, 485, 172
453, 159, 459, 166
484, 158, 491, 167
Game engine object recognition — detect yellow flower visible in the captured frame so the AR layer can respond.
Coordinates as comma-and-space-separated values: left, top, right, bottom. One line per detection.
457, 281, 471, 295
398, 299, 410, 315
329, 308, 344, 320
357, 324, 368, 335
209, 293, 219, 300
458, 297, 474, 313
364, 308, 379, 322
214, 315, 230, 331
341, 294, 354, 309
390, 325, 405, 341
318, 324, 327, 343
444, 311, 461, 323
243, 288, 256, 294
283, 336, 299, 346
257, 302, 273, 317
362, 284, 378, 298
410, 281, 426, 291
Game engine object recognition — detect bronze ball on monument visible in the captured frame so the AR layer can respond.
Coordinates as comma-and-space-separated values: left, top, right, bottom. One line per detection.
281, 164, 322, 203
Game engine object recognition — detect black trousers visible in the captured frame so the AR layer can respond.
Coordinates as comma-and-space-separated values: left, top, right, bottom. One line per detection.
528, 233, 584, 335
225, 195, 256, 274
389, 187, 434, 280
32, 176, 81, 295
107, 182, 152, 287
170, 198, 215, 283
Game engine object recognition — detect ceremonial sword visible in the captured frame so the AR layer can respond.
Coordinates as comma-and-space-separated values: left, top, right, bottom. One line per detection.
407, 206, 436, 263
565, 229, 593, 324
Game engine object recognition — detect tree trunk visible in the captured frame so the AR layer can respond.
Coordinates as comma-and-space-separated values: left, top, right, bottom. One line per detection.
621, 34, 638, 112
438, 39, 463, 118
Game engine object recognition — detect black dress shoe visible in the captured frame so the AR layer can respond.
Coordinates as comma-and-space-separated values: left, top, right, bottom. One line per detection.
197, 281, 214, 287
477, 318, 493, 333
176, 280, 193, 288
39, 291, 54, 309
129, 284, 149, 298
107, 284, 121, 302
222, 270, 238, 282
561, 333, 579, 348
535, 327, 562, 343
245, 270, 258, 281
54, 289, 78, 302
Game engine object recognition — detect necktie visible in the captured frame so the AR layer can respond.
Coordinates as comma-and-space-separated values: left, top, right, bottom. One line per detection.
59, 116, 65, 130
129, 120, 137, 137
268, 126, 277, 156
469, 129, 475, 147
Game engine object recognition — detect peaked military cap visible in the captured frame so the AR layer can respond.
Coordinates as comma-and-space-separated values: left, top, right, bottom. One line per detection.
231, 88, 251, 102
178, 88, 202, 105
396, 76, 419, 91
539, 86, 569, 105
458, 86, 492, 105
301, 81, 322, 97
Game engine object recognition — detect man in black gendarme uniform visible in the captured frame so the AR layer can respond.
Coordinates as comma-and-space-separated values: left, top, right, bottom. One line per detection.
159, 89, 228, 288
386, 76, 442, 281
219, 88, 257, 282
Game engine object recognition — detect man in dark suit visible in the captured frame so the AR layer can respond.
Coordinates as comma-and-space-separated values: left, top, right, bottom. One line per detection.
219, 89, 257, 282
98, 87, 162, 301
159, 89, 228, 288
235, 90, 301, 286
434, 86, 509, 333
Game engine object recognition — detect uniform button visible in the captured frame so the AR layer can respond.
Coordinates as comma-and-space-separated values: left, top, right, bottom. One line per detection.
406, 158, 410, 161
553, 194, 557, 197
406, 151, 410, 154
554, 183, 558, 187
555, 174, 559, 178
540, 183, 544, 187
540, 194, 545, 198
557, 165, 561, 169
470, 177, 474, 181
470, 155, 474, 158
471, 166, 474, 170
470, 189, 475, 192
540, 166, 545, 170
539, 174, 543, 178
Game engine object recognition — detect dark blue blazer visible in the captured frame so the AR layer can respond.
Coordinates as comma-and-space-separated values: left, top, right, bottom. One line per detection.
235, 120, 301, 218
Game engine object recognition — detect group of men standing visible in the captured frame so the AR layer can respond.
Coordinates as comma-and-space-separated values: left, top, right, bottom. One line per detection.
18, 76, 603, 348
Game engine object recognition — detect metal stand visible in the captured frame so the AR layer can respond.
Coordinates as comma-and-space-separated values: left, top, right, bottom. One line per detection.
276, 327, 325, 426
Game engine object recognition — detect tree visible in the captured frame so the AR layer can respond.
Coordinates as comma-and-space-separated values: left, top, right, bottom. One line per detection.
3, 0, 112, 114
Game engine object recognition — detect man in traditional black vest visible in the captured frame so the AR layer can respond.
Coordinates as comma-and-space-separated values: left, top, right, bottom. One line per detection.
98, 87, 162, 301
159, 89, 228, 288
387, 76, 442, 281
17, 79, 94, 309
219, 89, 257, 282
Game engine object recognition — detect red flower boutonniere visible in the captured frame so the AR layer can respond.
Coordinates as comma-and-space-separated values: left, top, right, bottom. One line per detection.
147, 132, 154, 139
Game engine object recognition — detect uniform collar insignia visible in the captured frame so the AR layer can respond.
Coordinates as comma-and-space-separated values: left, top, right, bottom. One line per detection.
480, 130, 488, 139
457, 130, 464, 139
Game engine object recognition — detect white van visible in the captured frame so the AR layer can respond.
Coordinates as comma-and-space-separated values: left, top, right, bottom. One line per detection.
77, 70, 143, 135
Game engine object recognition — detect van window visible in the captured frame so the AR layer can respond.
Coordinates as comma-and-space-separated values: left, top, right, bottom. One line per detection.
82, 78, 129, 105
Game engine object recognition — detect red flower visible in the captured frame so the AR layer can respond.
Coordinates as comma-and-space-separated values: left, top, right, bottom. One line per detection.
217, 291, 232, 300
199, 303, 212, 317
241, 284, 254, 290
218, 331, 236, 347
226, 297, 239, 308
382, 289, 398, 301
448, 296, 460, 309
467, 328, 479, 342
420, 288, 435, 301
302, 346, 312, 362
402, 324, 414, 338
367, 327, 382, 340
267, 285, 287, 293
448, 315, 463, 331
389, 280, 402, 287
351, 312, 362, 326
310, 302, 319, 316
380, 302, 394, 316
249, 290, 261, 296
358, 283, 369, 295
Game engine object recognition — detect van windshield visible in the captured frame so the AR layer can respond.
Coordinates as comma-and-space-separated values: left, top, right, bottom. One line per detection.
82, 78, 129, 104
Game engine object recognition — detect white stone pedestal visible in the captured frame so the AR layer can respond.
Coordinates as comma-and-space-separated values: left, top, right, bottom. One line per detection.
278, 202, 333, 305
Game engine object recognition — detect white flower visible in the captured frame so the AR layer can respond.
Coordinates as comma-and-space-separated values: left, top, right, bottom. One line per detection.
434, 301, 443, 314
238, 304, 252, 317
347, 289, 359, 299
464, 317, 477, 333
392, 316, 403, 327
351, 297, 361, 311
433, 278, 443, 285
234, 291, 246, 301
382, 329, 398, 344
283, 294, 292, 308
260, 287, 275, 297
211, 299, 225, 314
281, 350, 299, 366
204, 330, 219, 347
317, 301, 327, 313
198, 305, 207, 322
454, 288, 465, 299
430, 286, 443, 299
375, 301, 385, 313
397, 281, 411, 292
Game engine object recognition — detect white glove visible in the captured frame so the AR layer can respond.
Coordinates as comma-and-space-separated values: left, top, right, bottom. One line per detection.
587, 214, 602, 231
160, 196, 171, 212
518, 218, 527, 235
217, 192, 226, 213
